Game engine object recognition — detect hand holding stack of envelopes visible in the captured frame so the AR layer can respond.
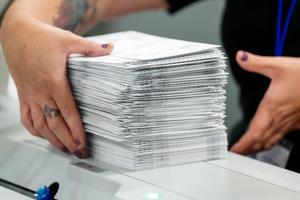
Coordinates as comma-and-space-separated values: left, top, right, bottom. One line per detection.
68, 31, 228, 171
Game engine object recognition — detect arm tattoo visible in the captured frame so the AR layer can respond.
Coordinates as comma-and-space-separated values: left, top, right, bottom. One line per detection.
53, 0, 95, 31
43, 104, 61, 118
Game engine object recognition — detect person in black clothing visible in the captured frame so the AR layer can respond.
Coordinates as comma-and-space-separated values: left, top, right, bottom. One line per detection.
1, 0, 300, 172
169, 0, 300, 173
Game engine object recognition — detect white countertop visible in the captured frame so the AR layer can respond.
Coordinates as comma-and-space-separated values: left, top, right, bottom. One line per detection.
0, 186, 32, 200
1, 125, 300, 200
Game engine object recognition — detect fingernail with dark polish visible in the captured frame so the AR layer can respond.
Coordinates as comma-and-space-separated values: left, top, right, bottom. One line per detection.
75, 139, 81, 146
101, 44, 109, 49
241, 51, 249, 62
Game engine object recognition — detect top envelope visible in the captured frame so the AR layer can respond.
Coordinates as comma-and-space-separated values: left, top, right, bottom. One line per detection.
68, 31, 221, 64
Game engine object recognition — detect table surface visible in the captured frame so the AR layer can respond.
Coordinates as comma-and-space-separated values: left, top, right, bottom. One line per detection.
0, 186, 32, 200
1, 125, 300, 200
0, 96, 19, 130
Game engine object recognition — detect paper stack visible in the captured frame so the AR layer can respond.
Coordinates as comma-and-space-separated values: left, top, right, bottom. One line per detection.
68, 31, 228, 171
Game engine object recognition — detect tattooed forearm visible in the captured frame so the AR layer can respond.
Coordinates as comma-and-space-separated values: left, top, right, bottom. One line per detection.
53, 0, 97, 32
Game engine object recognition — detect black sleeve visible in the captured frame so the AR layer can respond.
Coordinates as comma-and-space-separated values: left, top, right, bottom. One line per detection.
166, 0, 201, 14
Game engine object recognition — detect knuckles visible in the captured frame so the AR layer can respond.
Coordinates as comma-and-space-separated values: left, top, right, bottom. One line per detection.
264, 143, 274, 151
250, 132, 261, 143
60, 106, 74, 120
34, 120, 47, 131
47, 119, 61, 132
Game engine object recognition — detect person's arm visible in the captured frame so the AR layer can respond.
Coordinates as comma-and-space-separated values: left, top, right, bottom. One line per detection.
0, 0, 198, 31
1, 0, 169, 34
2, 0, 114, 34
0, 0, 196, 157
0, 0, 171, 157
0, 0, 116, 157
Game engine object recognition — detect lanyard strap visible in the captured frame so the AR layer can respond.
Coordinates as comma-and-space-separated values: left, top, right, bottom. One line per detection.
275, 0, 298, 56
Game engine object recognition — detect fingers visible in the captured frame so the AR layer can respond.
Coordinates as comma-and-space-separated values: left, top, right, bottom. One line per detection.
259, 129, 276, 150
42, 99, 84, 157
233, 50, 300, 153
230, 130, 259, 155
68, 34, 113, 56
30, 103, 65, 150
236, 51, 280, 78
19, 100, 40, 137
52, 79, 86, 151
265, 133, 284, 150
20, 96, 86, 157
231, 100, 273, 154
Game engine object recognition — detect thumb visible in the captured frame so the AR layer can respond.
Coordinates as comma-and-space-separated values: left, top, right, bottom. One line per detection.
236, 51, 279, 78
68, 34, 113, 56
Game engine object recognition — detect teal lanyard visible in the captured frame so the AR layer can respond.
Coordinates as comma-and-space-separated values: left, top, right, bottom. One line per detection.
275, 0, 297, 56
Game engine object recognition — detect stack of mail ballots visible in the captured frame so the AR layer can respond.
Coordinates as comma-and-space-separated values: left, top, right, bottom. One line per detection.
68, 31, 228, 171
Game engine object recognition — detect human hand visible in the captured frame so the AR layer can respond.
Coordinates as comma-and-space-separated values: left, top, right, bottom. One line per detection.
0, 17, 113, 157
231, 51, 300, 155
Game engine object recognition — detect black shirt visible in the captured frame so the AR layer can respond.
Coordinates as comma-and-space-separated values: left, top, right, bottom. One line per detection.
169, 0, 300, 121
167, 0, 300, 173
